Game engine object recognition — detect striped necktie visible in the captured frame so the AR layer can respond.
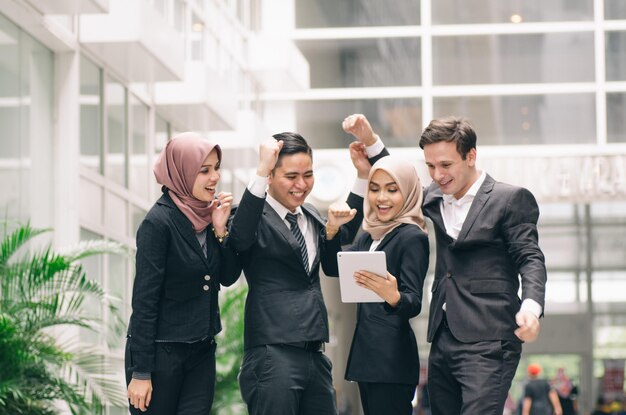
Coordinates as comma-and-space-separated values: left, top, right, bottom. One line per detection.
286, 212, 309, 273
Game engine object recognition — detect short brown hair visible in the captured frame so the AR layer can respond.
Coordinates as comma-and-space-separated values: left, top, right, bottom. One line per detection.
419, 116, 476, 160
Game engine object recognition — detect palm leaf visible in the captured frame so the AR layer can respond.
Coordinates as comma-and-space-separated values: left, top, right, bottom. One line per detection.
0, 223, 130, 414
211, 283, 247, 415
0, 222, 49, 270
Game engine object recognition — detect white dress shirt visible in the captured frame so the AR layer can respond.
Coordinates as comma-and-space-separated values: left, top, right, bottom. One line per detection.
441, 170, 486, 240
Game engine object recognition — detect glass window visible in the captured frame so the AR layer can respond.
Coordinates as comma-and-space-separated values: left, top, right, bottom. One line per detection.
433, 94, 596, 145
591, 202, 626, 219
294, 98, 422, 148
595, 315, 626, 357
0, 14, 23, 220
605, 0, 626, 20
79, 177, 103, 225
0, 13, 53, 223
607, 93, 626, 143
591, 222, 626, 269
80, 56, 102, 173
433, 0, 592, 24
540, 225, 587, 269
592, 272, 626, 303
129, 95, 149, 200
190, 13, 204, 61
0, 15, 20, 159
105, 191, 128, 238
433, 33, 594, 85
296, 0, 420, 27
538, 203, 578, 223
606, 31, 626, 82
105, 77, 127, 187
297, 38, 421, 88
545, 272, 588, 304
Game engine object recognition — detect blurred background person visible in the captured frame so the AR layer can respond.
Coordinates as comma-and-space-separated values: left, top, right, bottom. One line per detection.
551, 368, 578, 415
522, 363, 562, 415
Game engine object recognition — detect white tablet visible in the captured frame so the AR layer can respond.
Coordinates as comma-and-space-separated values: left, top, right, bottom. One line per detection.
337, 251, 387, 303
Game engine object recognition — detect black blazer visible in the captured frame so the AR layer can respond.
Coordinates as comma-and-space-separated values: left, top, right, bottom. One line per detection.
423, 175, 546, 343
322, 223, 429, 385
370, 148, 546, 344
127, 191, 242, 373
228, 189, 363, 350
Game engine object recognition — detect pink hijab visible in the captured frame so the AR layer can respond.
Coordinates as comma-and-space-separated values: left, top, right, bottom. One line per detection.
153, 132, 222, 232
551, 368, 574, 397
363, 156, 427, 240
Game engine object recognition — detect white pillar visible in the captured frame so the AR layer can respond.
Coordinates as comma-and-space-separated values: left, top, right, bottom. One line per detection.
53, 51, 81, 247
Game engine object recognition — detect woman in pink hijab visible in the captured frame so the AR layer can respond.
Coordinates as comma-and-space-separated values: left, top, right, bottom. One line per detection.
322, 154, 430, 415
125, 132, 241, 414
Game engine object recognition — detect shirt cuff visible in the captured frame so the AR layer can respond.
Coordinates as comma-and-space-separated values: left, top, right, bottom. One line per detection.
520, 299, 542, 319
351, 178, 367, 197
247, 174, 269, 198
365, 136, 385, 158
132, 371, 152, 380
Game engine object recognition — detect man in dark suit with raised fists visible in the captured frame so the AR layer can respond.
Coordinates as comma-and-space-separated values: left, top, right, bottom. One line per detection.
229, 132, 366, 415
342, 113, 547, 415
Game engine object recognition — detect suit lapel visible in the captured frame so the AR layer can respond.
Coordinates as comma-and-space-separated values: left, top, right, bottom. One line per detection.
164, 194, 210, 268
423, 184, 446, 233
375, 224, 403, 252
263, 202, 309, 272
455, 174, 495, 243
303, 204, 325, 272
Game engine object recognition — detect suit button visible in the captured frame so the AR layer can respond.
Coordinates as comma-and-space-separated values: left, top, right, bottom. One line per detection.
203, 285, 209, 291
204, 275, 211, 281
446, 272, 452, 278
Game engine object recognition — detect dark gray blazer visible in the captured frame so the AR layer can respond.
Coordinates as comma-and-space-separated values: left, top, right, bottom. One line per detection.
321, 223, 429, 385
423, 175, 547, 343
369, 148, 546, 344
126, 191, 242, 373
228, 189, 363, 350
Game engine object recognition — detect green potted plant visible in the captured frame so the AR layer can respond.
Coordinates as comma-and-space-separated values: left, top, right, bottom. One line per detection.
211, 283, 247, 415
0, 222, 127, 414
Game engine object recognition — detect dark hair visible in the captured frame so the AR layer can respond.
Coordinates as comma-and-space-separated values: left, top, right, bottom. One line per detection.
418, 116, 477, 160
272, 132, 313, 168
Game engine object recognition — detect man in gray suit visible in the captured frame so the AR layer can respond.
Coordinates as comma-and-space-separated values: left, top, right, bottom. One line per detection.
342, 114, 547, 415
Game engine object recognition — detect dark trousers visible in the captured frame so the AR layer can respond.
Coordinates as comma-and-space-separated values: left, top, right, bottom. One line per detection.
239, 344, 337, 415
358, 382, 416, 415
428, 323, 521, 415
125, 338, 216, 415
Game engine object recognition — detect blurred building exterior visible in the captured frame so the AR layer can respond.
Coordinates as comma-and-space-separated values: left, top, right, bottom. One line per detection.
1, 0, 626, 414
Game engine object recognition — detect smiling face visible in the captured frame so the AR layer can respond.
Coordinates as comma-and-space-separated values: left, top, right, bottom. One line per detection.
191, 149, 220, 202
268, 152, 314, 212
367, 169, 405, 222
423, 141, 478, 199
